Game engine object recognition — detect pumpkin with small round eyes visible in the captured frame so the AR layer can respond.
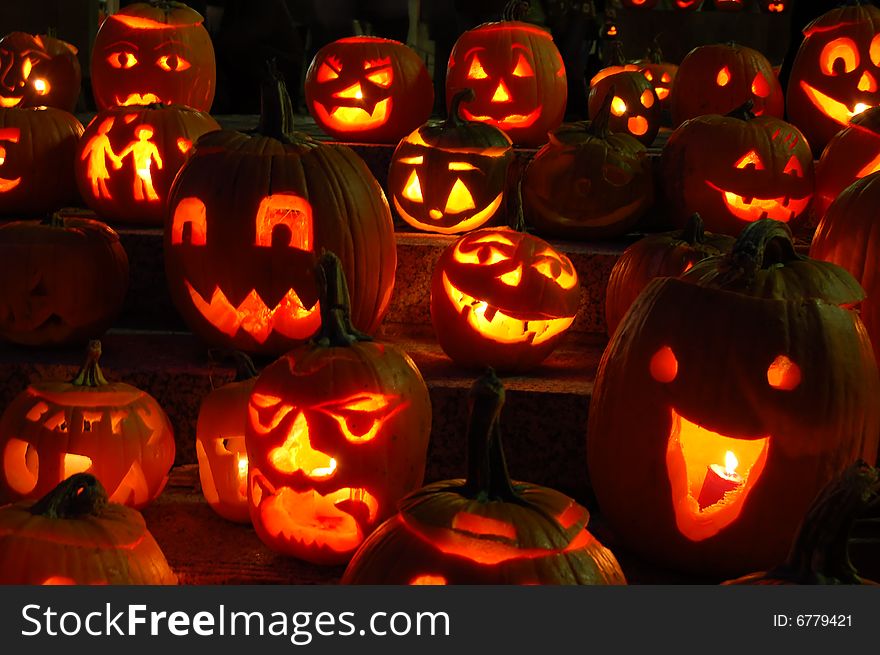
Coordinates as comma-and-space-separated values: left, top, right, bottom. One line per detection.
758, 0, 789, 13
430, 227, 580, 372
91, 0, 215, 111
670, 43, 783, 127
245, 252, 431, 565
588, 220, 880, 577
588, 72, 660, 146
786, 4, 880, 154
661, 102, 814, 236
304, 36, 433, 144
0, 32, 81, 112
636, 40, 677, 116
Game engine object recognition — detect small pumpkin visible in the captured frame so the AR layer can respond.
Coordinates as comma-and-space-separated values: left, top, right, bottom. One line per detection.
0, 340, 176, 510
758, 0, 789, 13
636, 39, 677, 113
0, 473, 177, 585
0, 31, 81, 112
588, 71, 660, 146
343, 369, 627, 585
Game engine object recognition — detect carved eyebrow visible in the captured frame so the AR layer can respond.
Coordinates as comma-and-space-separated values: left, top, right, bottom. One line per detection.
106, 40, 140, 52
153, 39, 184, 51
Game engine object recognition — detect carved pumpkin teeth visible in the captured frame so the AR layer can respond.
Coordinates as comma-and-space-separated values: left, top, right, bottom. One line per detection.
705, 181, 810, 223
0, 97, 22, 107
312, 98, 392, 132
460, 106, 543, 130
116, 92, 163, 105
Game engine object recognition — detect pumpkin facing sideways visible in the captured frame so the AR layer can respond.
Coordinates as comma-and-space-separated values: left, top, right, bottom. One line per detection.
589, 72, 660, 146
0, 473, 177, 585
637, 41, 677, 114
343, 370, 627, 585
0, 213, 129, 346
0, 32, 81, 112
589, 220, 880, 576
388, 88, 513, 234
246, 253, 431, 565
91, 0, 215, 111
0, 341, 176, 510
305, 36, 433, 144
431, 227, 579, 372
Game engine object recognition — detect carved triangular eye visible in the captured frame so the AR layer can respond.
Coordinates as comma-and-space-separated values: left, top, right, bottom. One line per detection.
734, 150, 765, 170
468, 54, 488, 80
512, 53, 534, 77
783, 155, 803, 177
317, 60, 339, 83
403, 170, 423, 203
751, 72, 770, 98
444, 179, 476, 214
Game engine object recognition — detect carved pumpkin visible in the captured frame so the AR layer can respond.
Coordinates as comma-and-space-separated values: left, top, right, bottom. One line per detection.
589, 73, 660, 146
604, 214, 734, 336
673, 0, 704, 9
0, 105, 83, 215
246, 252, 431, 565
621, 0, 659, 8
343, 370, 627, 585
523, 94, 653, 240
388, 88, 513, 234
0, 341, 176, 510
445, 1, 567, 147
196, 353, 258, 524
0, 212, 129, 346
0, 32, 81, 112
91, 0, 215, 111
164, 68, 396, 355
0, 473, 177, 585
589, 220, 880, 576
430, 227, 579, 372
671, 43, 784, 127
75, 103, 218, 225
635, 39, 677, 118
589, 41, 642, 87
305, 36, 433, 144
661, 102, 814, 236
758, 0, 788, 13
786, 4, 880, 154
813, 106, 880, 220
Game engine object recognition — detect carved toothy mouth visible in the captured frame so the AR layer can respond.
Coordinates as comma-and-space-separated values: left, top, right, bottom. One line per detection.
442, 273, 575, 345
0, 176, 21, 192
313, 98, 391, 132
392, 192, 503, 235
0, 96, 22, 107
116, 92, 163, 105
705, 181, 810, 223
666, 408, 770, 541
799, 81, 875, 127
461, 107, 542, 130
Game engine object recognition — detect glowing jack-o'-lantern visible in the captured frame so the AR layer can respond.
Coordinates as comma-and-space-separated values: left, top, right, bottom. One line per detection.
343, 370, 627, 585
589, 220, 880, 576
0, 105, 82, 215
246, 252, 431, 565
787, 4, 880, 153
164, 67, 396, 355
388, 88, 513, 234
636, 40, 677, 116
0, 32, 81, 112
673, 0, 704, 10
305, 36, 433, 144
758, 0, 788, 13
445, 1, 567, 146
430, 227, 579, 372
91, 1, 215, 111
196, 353, 258, 523
662, 102, 814, 236
523, 94, 654, 240
621, 0, 659, 8
75, 104, 218, 225
589, 75, 660, 146
671, 43, 784, 127
0, 473, 177, 585
0, 341, 176, 510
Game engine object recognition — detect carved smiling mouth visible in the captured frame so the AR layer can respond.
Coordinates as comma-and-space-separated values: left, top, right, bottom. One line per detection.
117, 92, 164, 105
800, 81, 876, 126
705, 180, 810, 223
392, 192, 503, 235
313, 98, 391, 131
461, 106, 542, 130
0, 176, 21, 192
442, 273, 575, 345
666, 408, 770, 541
0, 96, 22, 107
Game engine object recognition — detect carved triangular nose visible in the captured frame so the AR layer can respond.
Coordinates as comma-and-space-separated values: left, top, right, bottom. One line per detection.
491, 80, 512, 103
268, 412, 337, 480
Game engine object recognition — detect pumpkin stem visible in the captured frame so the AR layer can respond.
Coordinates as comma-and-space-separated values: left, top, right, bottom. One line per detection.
502, 0, 531, 21
45, 211, 65, 228
71, 340, 109, 387
681, 213, 706, 245
254, 59, 297, 143
447, 88, 476, 128
715, 219, 801, 289
312, 251, 372, 347
29, 473, 109, 519
725, 99, 757, 121
588, 88, 615, 138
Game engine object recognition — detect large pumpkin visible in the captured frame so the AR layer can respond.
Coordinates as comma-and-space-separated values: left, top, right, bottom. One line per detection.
0, 341, 176, 510
588, 220, 880, 576
445, 2, 567, 147
0, 212, 129, 346
786, 4, 880, 154
0, 473, 177, 585
0, 31, 81, 112
75, 103, 219, 225
91, 0, 215, 111
304, 36, 433, 144
0, 105, 83, 216
164, 68, 396, 355
343, 370, 627, 585
246, 253, 431, 565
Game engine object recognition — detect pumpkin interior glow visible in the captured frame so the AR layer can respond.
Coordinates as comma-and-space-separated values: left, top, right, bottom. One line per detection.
0, 126, 22, 192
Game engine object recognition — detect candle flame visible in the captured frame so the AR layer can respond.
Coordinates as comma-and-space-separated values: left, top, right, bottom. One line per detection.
237, 454, 248, 479
854, 102, 871, 116
724, 450, 738, 476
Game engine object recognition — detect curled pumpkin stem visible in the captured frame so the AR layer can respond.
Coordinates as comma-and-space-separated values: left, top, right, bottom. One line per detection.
30, 473, 109, 519
715, 219, 800, 289
725, 98, 757, 121
71, 339, 109, 387
313, 251, 372, 347
447, 88, 476, 128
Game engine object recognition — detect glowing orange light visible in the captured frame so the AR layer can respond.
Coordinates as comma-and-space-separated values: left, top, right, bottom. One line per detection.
176, 137, 192, 153
858, 71, 878, 93
0, 127, 22, 192
409, 575, 447, 585
171, 197, 207, 245
112, 15, 198, 30
627, 115, 649, 136
402, 170, 423, 202
114, 125, 163, 201
650, 346, 679, 383
107, 51, 138, 69
491, 80, 511, 103
512, 53, 534, 78
334, 83, 364, 100
531, 253, 577, 289
268, 412, 337, 479
444, 179, 476, 213
640, 89, 655, 108
751, 73, 770, 98
254, 194, 312, 249
610, 96, 627, 116
856, 150, 880, 178
157, 54, 190, 72
767, 354, 801, 390
316, 393, 404, 444
735, 150, 765, 170
32, 78, 49, 94
452, 512, 517, 539
820, 38, 858, 76
716, 67, 731, 86
317, 62, 339, 83
63, 453, 92, 478
467, 55, 488, 80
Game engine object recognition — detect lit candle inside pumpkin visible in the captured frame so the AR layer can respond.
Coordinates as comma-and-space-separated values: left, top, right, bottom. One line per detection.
697, 450, 742, 510
237, 454, 248, 497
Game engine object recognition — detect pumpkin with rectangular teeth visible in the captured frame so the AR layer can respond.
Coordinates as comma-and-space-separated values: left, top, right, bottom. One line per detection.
588, 220, 880, 576
0, 32, 81, 112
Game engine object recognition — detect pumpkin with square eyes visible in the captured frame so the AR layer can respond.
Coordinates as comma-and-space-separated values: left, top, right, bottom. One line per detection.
662, 102, 814, 236
0, 32, 81, 112
388, 88, 513, 234
588, 72, 660, 146
445, 1, 567, 147
305, 36, 433, 144
245, 253, 431, 565
523, 93, 653, 240
589, 220, 880, 576
671, 43, 783, 127
430, 227, 579, 372
786, 4, 880, 154
91, 0, 215, 111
